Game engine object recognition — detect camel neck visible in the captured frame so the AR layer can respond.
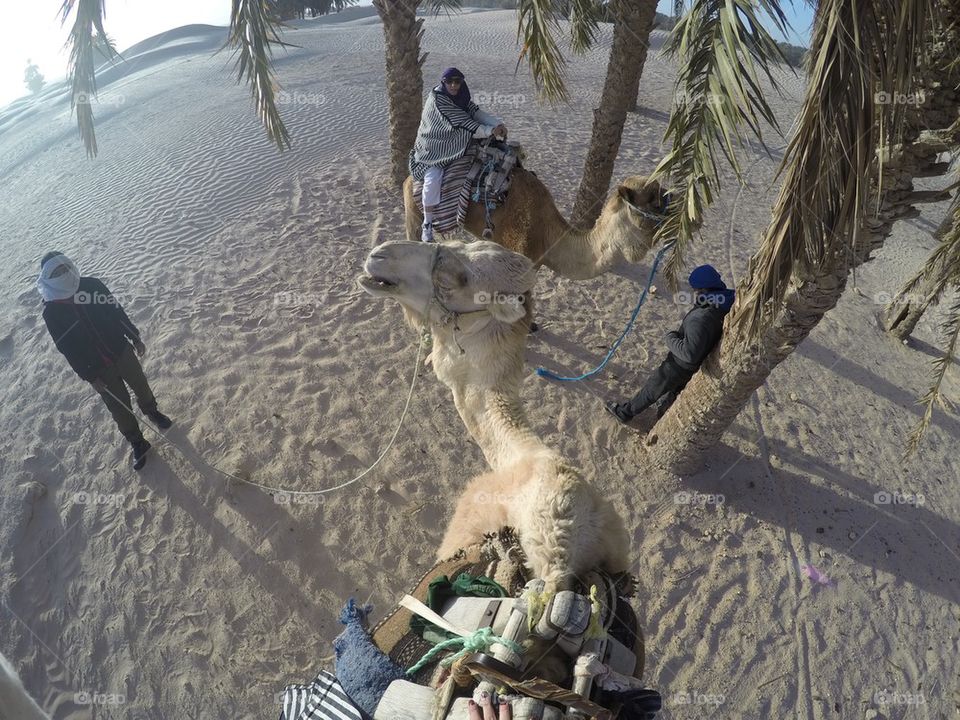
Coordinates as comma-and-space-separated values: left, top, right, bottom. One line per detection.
537, 207, 628, 280
452, 384, 550, 471
431, 315, 549, 470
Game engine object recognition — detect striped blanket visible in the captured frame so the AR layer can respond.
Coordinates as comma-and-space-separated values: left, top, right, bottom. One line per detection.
279, 670, 365, 720
411, 152, 476, 233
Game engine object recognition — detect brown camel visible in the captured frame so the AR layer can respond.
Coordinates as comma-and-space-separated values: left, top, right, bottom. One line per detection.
403, 169, 666, 280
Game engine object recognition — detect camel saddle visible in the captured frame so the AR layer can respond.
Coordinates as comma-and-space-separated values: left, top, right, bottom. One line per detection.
412, 140, 523, 235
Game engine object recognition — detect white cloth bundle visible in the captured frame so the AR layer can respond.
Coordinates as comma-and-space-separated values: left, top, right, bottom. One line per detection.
37, 254, 80, 301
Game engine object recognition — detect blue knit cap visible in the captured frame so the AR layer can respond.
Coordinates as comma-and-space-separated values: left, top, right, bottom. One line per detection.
688, 264, 725, 290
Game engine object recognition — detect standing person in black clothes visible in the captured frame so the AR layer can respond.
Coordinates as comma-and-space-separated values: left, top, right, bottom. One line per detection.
38, 251, 172, 470
606, 264, 735, 424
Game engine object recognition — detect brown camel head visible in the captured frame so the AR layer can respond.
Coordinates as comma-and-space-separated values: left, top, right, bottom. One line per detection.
605, 175, 669, 263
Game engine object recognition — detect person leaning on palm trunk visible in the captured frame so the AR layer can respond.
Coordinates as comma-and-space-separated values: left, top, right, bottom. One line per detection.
606, 264, 735, 424
37, 251, 172, 470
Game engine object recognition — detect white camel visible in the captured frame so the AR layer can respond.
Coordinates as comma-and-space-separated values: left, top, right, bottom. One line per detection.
358, 239, 629, 591
0, 651, 50, 720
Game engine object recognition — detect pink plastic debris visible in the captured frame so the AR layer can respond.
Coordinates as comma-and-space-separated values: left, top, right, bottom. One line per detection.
800, 563, 835, 587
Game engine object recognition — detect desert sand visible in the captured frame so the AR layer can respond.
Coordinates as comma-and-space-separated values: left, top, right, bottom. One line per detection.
0, 8, 957, 719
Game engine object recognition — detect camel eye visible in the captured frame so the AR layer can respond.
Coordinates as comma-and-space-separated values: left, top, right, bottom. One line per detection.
456, 271, 469, 287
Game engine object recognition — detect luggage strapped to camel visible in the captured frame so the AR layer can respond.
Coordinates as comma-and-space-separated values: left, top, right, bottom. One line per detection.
412, 139, 523, 238
279, 529, 663, 720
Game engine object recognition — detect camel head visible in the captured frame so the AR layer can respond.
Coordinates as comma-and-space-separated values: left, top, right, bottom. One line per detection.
601, 175, 670, 264
358, 239, 536, 328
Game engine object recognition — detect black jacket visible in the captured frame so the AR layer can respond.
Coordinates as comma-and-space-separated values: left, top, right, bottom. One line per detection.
665, 289, 735, 372
42, 277, 141, 382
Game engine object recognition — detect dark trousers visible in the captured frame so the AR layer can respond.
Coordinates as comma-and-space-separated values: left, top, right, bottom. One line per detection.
95, 345, 157, 443
625, 357, 694, 418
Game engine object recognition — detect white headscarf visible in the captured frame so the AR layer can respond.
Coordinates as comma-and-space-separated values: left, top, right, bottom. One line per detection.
37, 253, 81, 302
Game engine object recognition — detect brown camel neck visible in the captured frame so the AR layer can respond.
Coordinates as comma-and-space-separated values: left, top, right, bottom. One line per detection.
537, 205, 632, 280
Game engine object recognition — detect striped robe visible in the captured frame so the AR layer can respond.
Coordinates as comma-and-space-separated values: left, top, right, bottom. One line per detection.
408, 87, 501, 181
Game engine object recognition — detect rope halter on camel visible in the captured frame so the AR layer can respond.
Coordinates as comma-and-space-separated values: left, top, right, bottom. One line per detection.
427, 243, 494, 355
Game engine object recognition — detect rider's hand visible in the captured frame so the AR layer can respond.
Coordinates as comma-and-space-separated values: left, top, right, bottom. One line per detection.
493, 124, 508, 140
133, 338, 147, 357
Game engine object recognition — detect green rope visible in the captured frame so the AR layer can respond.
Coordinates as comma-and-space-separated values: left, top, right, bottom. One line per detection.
405, 627, 523, 677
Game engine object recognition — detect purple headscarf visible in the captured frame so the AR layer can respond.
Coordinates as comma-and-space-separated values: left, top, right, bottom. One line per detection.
436, 67, 471, 110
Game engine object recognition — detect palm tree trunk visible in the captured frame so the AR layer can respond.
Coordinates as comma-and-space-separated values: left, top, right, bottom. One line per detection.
570, 0, 659, 228
373, 0, 426, 188
648, 7, 960, 474
882, 210, 954, 341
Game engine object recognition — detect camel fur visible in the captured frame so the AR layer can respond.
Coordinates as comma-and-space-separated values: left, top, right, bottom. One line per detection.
358, 240, 629, 592
0, 652, 50, 720
403, 169, 666, 280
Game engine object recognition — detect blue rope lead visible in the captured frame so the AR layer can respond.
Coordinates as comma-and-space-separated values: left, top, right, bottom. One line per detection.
536, 241, 675, 383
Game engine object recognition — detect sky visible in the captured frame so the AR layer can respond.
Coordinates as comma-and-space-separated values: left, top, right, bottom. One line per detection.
0, 0, 814, 110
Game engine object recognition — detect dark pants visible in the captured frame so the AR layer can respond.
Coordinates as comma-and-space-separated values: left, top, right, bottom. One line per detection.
95, 346, 157, 443
624, 357, 694, 418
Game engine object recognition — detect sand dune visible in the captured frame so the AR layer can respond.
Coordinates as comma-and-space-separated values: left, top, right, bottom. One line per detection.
0, 9, 957, 720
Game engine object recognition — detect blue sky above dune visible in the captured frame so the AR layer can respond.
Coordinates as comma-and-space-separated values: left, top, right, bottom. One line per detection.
0, 0, 812, 109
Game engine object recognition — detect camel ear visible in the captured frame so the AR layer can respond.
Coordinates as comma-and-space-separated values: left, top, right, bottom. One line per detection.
617, 185, 635, 204
486, 292, 528, 324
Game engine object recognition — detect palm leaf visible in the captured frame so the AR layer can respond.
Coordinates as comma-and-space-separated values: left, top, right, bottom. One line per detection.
892, 192, 960, 308
906, 296, 960, 456
516, 0, 569, 102
60, 0, 118, 157
733, 0, 935, 339
226, 0, 297, 150
904, 191, 960, 455
569, 0, 601, 54
423, 0, 463, 17
649, 0, 793, 283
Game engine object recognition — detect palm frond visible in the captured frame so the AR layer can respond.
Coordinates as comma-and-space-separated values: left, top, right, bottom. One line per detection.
905, 295, 960, 456
516, 0, 568, 102
424, 0, 463, 16
733, 0, 935, 338
649, 0, 793, 282
569, 0, 601, 54
904, 190, 960, 454
226, 0, 297, 150
893, 194, 960, 306
60, 0, 117, 157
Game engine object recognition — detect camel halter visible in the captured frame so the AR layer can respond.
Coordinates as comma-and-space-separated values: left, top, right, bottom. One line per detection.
620, 194, 669, 225
427, 243, 493, 354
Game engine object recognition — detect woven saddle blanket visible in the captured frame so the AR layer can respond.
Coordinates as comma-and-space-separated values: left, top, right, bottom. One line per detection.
413, 140, 522, 233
